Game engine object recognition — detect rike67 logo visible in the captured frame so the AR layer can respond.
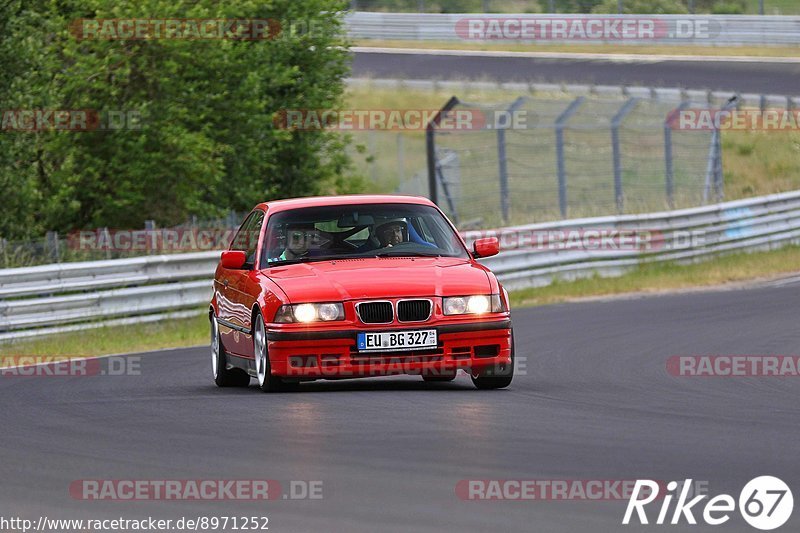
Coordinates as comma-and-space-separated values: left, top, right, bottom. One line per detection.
623, 477, 793, 530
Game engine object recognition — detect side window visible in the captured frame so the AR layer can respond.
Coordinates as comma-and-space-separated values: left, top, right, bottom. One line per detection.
230, 211, 264, 268
230, 213, 256, 252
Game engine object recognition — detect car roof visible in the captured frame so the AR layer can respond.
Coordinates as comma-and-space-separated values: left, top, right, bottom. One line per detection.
254, 194, 437, 214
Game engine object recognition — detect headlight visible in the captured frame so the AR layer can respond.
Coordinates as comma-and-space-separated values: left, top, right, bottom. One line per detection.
274, 303, 345, 323
443, 294, 505, 316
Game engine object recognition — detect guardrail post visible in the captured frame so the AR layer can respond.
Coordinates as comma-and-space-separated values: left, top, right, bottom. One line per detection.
554, 97, 584, 219
611, 98, 639, 214
497, 97, 526, 225
426, 96, 460, 207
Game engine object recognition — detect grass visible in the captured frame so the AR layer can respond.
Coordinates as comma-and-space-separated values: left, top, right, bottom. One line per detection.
4, 244, 800, 360
509, 244, 800, 307
0, 312, 208, 363
356, 39, 800, 58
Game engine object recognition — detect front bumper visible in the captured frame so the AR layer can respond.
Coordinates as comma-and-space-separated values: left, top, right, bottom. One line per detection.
266, 320, 512, 379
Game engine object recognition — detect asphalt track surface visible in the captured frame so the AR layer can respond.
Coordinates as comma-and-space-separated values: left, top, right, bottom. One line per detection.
352, 50, 800, 94
3, 282, 800, 532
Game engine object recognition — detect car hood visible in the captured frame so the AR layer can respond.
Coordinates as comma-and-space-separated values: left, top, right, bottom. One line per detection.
265, 257, 491, 302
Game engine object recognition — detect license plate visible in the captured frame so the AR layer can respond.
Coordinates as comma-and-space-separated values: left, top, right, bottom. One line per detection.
357, 330, 437, 352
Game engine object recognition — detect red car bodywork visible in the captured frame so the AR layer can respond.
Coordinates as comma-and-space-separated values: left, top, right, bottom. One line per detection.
210, 195, 512, 388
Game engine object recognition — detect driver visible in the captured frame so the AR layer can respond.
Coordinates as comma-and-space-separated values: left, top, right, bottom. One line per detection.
375, 219, 407, 248
274, 223, 315, 261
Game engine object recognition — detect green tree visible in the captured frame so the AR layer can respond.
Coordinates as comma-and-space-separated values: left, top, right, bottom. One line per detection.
0, 0, 357, 239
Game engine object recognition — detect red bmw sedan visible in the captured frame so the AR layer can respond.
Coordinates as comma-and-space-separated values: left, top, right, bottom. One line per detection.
210, 195, 513, 392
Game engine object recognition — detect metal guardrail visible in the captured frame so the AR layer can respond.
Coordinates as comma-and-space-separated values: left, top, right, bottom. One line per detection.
345, 12, 800, 46
3, 190, 800, 340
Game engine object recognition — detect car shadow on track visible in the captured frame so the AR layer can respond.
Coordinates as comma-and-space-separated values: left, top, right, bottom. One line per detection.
199, 375, 498, 394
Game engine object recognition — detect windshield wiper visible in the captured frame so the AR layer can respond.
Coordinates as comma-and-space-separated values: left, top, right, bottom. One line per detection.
267, 255, 340, 266
373, 251, 443, 258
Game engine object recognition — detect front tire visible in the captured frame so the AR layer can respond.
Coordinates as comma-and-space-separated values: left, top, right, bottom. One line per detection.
470, 331, 514, 390
253, 312, 297, 393
211, 315, 250, 387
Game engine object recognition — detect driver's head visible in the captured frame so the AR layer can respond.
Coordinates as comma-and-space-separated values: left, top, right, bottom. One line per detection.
376, 220, 406, 247
286, 223, 315, 255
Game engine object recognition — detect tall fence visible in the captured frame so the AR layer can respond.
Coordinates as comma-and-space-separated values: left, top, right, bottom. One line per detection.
347, 79, 799, 230
348, 1, 799, 16
345, 12, 800, 45
3, 189, 800, 341
425, 92, 730, 228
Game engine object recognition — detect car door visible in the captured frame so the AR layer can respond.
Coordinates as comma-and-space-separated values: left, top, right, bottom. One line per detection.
228, 209, 265, 358
216, 211, 262, 356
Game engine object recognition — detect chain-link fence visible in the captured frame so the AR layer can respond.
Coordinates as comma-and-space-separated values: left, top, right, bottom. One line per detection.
392, 94, 729, 229
0, 212, 245, 268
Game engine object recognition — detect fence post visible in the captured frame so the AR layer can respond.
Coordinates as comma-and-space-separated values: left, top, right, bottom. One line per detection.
144, 220, 156, 253
46, 231, 60, 263
397, 133, 405, 182
611, 98, 639, 214
368, 130, 377, 183
664, 101, 689, 209
497, 97, 526, 225
436, 163, 460, 226
759, 0, 764, 15
704, 97, 737, 204
426, 96, 460, 206
618, 0, 623, 14
554, 97, 584, 219
714, 129, 724, 201
688, 0, 695, 13
102, 227, 112, 259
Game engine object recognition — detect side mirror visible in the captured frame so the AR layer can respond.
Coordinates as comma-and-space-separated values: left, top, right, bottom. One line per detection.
473, 237, 500, 258
221, 250, 247, 269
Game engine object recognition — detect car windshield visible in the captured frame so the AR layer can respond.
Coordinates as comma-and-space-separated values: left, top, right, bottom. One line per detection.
262, 203, 468, 266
